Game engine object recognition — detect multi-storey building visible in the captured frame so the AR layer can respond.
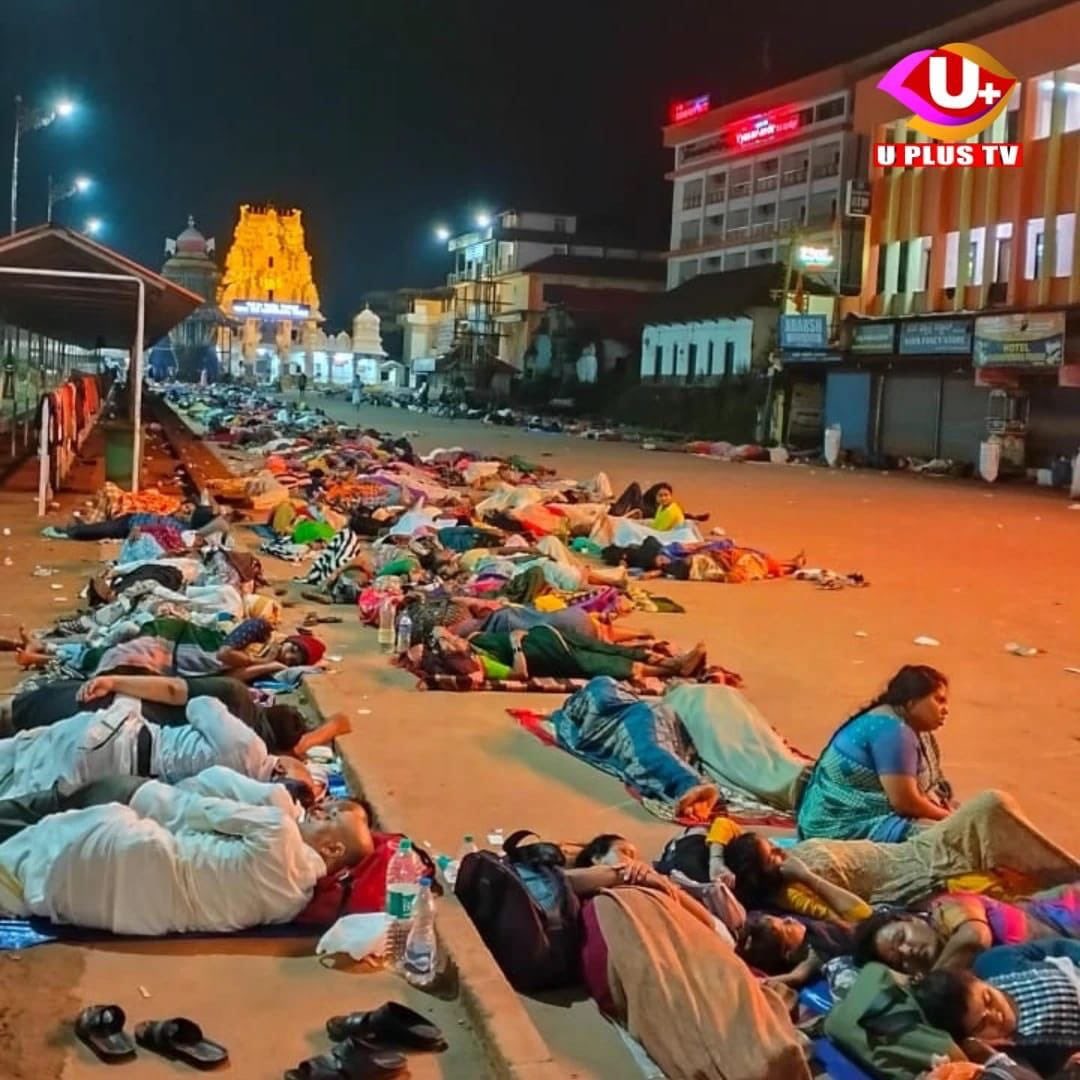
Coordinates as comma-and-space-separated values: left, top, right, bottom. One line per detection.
444, 210, 664, 383
663, 74, 864, 296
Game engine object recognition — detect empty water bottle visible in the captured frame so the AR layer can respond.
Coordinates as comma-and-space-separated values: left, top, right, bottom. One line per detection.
385, 838, 424, 968
395, 610, 413, 655
403, 877, 437, 988
377, 596, 395, 651
440, 834, 479, 888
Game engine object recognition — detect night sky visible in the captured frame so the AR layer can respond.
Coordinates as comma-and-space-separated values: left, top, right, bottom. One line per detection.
2, 0, 988, 325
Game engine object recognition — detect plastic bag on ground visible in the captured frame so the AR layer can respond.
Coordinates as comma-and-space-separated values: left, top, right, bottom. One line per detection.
315, 912, 390, 962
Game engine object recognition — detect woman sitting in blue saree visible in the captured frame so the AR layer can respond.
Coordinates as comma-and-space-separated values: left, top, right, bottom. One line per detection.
796, 665, 955, 843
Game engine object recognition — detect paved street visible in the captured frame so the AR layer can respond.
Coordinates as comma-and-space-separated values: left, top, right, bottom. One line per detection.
2, 395, 1077, 1079
289, 393, 1080, 1076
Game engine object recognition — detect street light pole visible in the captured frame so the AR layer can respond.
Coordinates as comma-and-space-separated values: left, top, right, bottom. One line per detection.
10, 95, 75, 233
10, 95, 22, 235
46, 173, 53, 224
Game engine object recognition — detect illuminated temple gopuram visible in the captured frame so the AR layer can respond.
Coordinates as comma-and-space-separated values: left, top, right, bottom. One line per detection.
217, 204, 326, 381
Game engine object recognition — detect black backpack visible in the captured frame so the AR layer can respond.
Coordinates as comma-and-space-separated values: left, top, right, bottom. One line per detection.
454, 830, 582, 993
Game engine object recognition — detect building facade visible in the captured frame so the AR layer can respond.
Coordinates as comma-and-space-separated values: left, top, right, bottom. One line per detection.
217, 204, 325, 381
442, 210, 664, 392
158, 216, 225, 381
663, 74, 865, 296
837, 0, 1080, 469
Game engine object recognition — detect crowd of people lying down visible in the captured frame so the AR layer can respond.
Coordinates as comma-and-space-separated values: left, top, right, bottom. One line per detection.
1, 389, 1069, 1079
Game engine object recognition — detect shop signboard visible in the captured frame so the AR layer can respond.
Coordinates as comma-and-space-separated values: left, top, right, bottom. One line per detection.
849, 321, 895, 354
779, 314, 828, 350
973, 312, 1065, 368
845, 179, 871, 218
898, 319, 972, 355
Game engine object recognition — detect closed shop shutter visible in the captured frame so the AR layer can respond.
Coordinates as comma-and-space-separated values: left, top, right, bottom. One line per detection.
880, 374, 940, 459
1027, 383, 1080, 462
938, 377, 988, 464
824, 372, 872, 452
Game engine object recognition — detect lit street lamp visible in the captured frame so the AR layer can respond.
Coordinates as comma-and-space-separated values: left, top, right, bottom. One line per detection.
83, 216, 102, 237
474, 211, 492, 229
434, 225, 451, 242
10, 94, 76, 234
46, 174, 91, 224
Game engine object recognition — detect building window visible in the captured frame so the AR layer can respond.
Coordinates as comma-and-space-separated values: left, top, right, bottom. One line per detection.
1055, 212, 1076, 276
707, 340, 715, 374
968, 226, 985, 287
682, 179, 704, 211
677, 259, 699, 284
687, 343, 698, 382
994, 223, 1013, 283
553, 217, 568, 233
723, 340, 736, 376
1034, 74, 1055, 138
751, 247, 772, 265
943, 232, 959, 288
1025, 218, 1046, 278
917, 237, 933, 291
814, 96, 846, 122
896, 240, 910, 293
678, 220, 701, 249
704, 254, 724, 272
727, 250, 747, 270
653, 344, 662, 378
660, 344, 673, 377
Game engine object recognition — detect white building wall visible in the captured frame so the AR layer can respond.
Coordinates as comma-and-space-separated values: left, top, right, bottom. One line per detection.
640, 317, 753, 381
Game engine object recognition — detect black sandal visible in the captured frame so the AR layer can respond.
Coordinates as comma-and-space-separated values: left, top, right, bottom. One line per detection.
74, 1004, 136, 1064
134, 1018, 228, 1070
326, 1001, 447, 1052
285, 1042, 407, 1079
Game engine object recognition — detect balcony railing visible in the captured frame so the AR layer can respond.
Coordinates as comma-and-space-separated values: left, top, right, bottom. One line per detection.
706, 187, 726, 205
725, 225, 749, 243
811, 161, 841, 180
781, 167, 808, 186
755, 174, 779, 193
728, 181, 751, 199
750, 221, 776, 240
678, 232, 702, 250
682, 192, 704, 210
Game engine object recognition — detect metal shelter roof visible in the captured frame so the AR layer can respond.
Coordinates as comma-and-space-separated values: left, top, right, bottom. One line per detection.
0, 224, 204, 348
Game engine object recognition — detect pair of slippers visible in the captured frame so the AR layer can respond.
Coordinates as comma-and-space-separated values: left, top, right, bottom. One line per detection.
285, 1002, 446, 1079
75, 1005, 227, 1070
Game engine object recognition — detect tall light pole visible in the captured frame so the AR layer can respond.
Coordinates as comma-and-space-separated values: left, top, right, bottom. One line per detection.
10, 95, 75, 234
46, 173, 90, 224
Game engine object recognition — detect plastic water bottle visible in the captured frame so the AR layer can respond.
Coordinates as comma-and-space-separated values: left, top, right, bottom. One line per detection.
377, 596, 395, 651
385, 838, 424, 968
403, 877, 437, 988
395, 610, 413, 655
439, 834, 479, 888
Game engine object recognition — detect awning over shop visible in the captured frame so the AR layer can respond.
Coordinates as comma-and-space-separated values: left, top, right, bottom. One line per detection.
0, 224, 202, 348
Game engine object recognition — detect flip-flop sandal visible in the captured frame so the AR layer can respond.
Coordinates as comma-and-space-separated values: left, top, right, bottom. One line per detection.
74, 1004, 136, 1064
284, 1043, 407, 1079
326, 1001, 447, 1052
134, 1018, 228, 1070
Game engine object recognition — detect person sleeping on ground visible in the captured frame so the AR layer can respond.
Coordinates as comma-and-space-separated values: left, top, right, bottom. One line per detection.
17, 617, 326, 682
0, 674, 346, 756
567, 835, 811, 1080
602, 537, 804, 584
0, 694, 317, 802
722, 790, 1080, 912
914, 964, 1080, 1077
0, 767, 373, 935
853, 886, 1080, 975
421, 625, 707, 684
42, 504, 229, 542
797, 664, 955, 842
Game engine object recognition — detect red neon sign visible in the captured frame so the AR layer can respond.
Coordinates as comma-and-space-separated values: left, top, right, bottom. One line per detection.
727, 109, 802, 151
671, 94, 711, 124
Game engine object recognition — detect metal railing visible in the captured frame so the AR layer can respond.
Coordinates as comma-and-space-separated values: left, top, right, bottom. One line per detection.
682, 191, 704, 210
706, 187, 726, 205
728, 181, 751, 199
781, 167, 809, 186
725, 225, 749, 242
812, 161, 841, 179
755, 174, 779, 193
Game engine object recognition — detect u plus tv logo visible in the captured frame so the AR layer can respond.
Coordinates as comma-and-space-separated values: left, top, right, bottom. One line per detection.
873, 44, 1022, 168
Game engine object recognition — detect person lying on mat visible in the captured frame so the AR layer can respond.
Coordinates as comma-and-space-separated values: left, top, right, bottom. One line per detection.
914, 964, 1080, 1078
1, 674, 346, 757
0, 693, 316, 802
43, 504, 230, 543
422, 624, 706, 683
735, 909, 864, 990
853, 886, 1080, 976
722, 790, 1080, 916
797, 665, 955, 843
0, 768, 373, 934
